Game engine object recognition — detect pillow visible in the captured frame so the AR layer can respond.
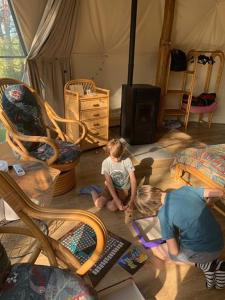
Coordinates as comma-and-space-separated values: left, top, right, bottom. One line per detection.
0, 242, 11, 288
2, 84, 46, 151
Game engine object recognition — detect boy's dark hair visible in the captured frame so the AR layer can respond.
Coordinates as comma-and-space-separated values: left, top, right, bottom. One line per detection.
106, 139, 124, 158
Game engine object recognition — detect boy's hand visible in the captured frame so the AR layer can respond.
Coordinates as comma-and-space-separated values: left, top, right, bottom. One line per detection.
118, 203, 126, 211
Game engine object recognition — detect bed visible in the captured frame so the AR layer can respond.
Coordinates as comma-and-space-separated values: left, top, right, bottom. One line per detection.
171, 144, 225, 217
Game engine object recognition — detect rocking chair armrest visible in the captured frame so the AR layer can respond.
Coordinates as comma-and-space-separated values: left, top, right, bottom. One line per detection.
0, 226, 81, 271
23, 208, 107, 275
50, 117, 87, 144
13, 132, 60, 165
44, 102, 87, 144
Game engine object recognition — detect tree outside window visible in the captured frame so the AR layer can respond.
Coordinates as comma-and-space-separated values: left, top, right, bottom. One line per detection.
0, 0, 27, 80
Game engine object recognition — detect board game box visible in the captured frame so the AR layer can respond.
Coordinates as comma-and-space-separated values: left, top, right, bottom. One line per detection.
118, 246, 148, 275
60, 223, 131, 286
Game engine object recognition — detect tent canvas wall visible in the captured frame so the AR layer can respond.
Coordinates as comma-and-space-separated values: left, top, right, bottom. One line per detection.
12, 0, 225, 124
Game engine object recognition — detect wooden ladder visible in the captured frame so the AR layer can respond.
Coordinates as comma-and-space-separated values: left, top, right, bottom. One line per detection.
163, 53, 197, 130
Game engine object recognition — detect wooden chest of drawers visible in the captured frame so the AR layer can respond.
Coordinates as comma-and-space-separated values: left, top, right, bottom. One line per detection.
64, 81, 109, 150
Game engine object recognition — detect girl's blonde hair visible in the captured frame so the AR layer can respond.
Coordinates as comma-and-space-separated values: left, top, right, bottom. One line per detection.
135, 185, 162, 216
106, 138, 124, 158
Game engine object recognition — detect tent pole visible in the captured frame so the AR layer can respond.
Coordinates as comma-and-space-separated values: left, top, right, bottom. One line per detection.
155, 0, 176, 126
127, 0, 138, 86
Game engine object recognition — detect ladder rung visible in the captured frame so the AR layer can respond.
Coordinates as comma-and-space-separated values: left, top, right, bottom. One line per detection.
167, 90, 191, 95
185, 70, 195, 74
164, 109, 185, 116
170, 70, 195, 75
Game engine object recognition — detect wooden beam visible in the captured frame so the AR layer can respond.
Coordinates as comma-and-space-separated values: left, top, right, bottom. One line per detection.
155, 0, 176, 126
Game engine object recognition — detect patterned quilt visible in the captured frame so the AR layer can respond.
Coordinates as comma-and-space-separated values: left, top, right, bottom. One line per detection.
171, 144, 225, 186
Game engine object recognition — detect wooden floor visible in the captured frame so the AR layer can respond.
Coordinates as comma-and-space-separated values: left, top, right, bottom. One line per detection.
1, 122, 225, 299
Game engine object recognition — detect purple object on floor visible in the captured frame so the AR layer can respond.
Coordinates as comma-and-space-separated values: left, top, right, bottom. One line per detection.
132, 220, 165, 249
79, 184, 103, 195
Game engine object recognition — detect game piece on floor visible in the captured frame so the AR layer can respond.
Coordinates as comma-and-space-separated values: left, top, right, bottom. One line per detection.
118, 246, 148, 275
60, 223, 130, 286
124, 209, 133, 224
132, 216, 165, 248
79, 184, 103, 195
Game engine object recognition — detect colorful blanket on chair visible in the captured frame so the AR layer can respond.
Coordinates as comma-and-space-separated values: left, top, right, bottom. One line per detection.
171, 144, 225, 186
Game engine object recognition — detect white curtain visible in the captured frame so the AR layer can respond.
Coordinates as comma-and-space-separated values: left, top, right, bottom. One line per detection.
13, 0, 78, 115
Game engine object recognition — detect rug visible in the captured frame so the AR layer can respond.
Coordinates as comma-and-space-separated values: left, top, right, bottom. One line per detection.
120, 129, 205, 163
60, 223, 131, 286
121, 140, 174, 162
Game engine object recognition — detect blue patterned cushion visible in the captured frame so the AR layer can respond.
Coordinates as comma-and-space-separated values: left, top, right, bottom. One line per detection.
30, 139, 81, 164
0, 263, 97, 300
2, 84, 46, 151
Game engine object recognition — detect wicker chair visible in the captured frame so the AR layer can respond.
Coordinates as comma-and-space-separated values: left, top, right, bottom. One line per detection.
0, 170, 106, 299
0, 78, 87, 196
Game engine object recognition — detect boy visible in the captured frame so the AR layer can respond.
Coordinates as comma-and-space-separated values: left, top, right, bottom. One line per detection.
135, 185, 225, 289
81, 139, 136, 221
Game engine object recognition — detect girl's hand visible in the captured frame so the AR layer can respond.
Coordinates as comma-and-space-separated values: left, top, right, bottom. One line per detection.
126, 201, 134, 211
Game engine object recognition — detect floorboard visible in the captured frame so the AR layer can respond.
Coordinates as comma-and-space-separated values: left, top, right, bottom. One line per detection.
1, 122, 225, 299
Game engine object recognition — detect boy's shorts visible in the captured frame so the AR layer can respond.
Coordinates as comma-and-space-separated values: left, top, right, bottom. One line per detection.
169, 248, 222, 264
101, 185, 130, 204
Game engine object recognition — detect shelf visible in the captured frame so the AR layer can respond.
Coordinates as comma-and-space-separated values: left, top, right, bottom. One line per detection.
164, 109, 185, 116
170, 70, 195, 75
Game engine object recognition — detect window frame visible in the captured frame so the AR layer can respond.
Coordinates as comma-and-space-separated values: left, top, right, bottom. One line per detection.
0, 0, 27, 59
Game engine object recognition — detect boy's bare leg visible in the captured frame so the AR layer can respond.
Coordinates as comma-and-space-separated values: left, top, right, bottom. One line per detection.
106, 200, 118, 211
90, 190, 108, 208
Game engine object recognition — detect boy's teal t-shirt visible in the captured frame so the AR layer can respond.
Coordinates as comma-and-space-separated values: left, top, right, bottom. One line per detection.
158, 186, 224, 252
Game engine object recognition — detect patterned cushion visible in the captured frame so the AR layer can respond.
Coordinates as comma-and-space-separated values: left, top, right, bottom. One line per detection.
2, 84, 46, 151
172, 144, 225, 186
0, 263, 97, 300
30, 139, 81, 164
0, 242, 11, 289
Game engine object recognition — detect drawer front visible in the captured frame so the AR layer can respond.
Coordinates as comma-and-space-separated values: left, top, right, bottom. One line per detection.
80, 98, 107, 110
81, 128, 108, 150
80, 108, 107, 121
84, 118, 108, 130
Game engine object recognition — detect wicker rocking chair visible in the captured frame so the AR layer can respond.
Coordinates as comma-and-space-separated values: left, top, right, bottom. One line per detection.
0, 170, 106, 299
0, 78, 87, 196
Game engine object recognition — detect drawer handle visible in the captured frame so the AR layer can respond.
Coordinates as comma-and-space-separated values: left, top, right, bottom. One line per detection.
94, 123, 100, 126
93, 104, 100, 107
93, 113, 100, 117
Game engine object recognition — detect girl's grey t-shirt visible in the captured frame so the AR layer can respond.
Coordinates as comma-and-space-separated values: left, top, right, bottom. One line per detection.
101, 157, 134, 190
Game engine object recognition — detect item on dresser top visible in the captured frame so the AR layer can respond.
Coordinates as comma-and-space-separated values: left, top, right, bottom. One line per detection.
0, 160, 8, 172
69, 84, 84, 96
